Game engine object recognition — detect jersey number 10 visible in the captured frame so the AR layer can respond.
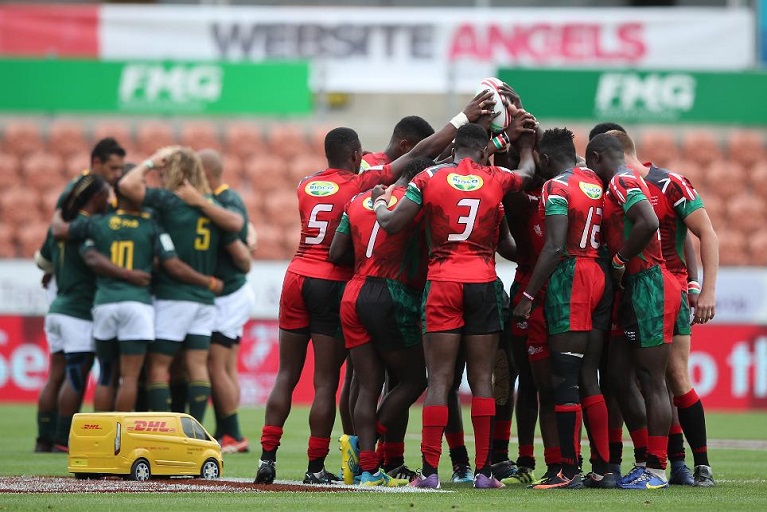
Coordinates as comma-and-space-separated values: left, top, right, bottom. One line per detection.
110, 240, 134, 270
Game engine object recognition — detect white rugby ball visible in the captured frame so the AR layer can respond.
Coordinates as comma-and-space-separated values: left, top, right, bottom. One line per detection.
475, 77, 512, 133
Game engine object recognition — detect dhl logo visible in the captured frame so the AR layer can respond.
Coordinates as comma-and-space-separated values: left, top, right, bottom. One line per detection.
129, 420, 175, 433
82, 424, 103, 430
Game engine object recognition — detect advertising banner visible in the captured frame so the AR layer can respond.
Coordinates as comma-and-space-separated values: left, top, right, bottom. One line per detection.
0, 316, 764, 410
0, 5, 754, 93
496, 68, 767, 125
0, 59, 311, 115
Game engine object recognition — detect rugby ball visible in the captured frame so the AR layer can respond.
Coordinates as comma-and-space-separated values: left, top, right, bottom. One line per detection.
475, 77, 512, 133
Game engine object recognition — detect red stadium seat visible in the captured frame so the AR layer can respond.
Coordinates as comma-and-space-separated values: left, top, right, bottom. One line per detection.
717, 231, 749, 266
240, 193, 262, 226
727, 193, 764, 234
243, 154, 290, 194
64, 151, 91, 179
727, 130, 765, 170
704, 160, 745, 201
40, 188, 61, 222
252, 223, 285, 260
221, 154, 244, 182
48, 120, 87, 159
571, 128, 589, 159
0, 187, 42, 225
224, 122, 264, 159
180, 121, 221, 151
263, 190, 299, 229
92, 121, 136, 157
681, 130, 722, 168
698, 193, 724, 231
638, 130, 678, 167
748, 162, 767, 200
663, 158, 704, 190
3, 121, 44, 157
748, 230, 767, 266
266, 123, 309, 161
15, 221, 49, 258
137, 121, 176, 155
288, 154, 326, 183
309, 124, 334, 156
0, 224, 16, 258
22, 152, 65, 192
0, 153, 21, 189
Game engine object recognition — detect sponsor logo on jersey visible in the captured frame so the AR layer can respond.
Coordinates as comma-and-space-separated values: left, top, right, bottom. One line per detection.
305, 181, 339, 197
579, 182, 603, 200
109, 216, 140, 230
447, 173, 483, 191
362, 196, 397, 211
109, 216, 122, 230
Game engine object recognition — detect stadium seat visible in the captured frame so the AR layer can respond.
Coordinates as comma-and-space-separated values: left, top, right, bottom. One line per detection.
748, 230, 767, 266
288, 154, 326, 183
0, 224, 16, 258
15, 221, 49, 258
137, 121, 176, 155
48, 120, 87, 159
64, 152, 90, 179
40, 188, 61, 222
221, 154, 244, 182
282, 220, 301, 255
663, 158, 704, 189
0, 186, 42, 226
265, 123, 309, 161
747, 162, 767, 199
717, 231, 749, 266
309, 124, 334, 156
0, 153, 21, 189
727, 130, 765, 170
638, 130, 678, 167
22, 152, 65, 192
704, 160, 745, 200
224, 122, 264, 159
240, 193, 262, 226
252, 223, 285, 260
243, 154, 290, 194
681, 130, 722, 168
698, 193, 724, 230
3, 121, 44, 157
571, 128, 589, 159
180, 121, 221, 151
727, 193, 764, 234
92, 121, 136, 157
263, 190, 299, 229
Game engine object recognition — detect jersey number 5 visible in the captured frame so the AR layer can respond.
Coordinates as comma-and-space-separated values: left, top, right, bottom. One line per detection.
448, 198, 480, 242
195, 218, 211, 251
305, 204, 334, 245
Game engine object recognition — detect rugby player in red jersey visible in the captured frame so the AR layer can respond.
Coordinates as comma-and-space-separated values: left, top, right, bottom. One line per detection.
586, 133, 681, 490
372, 119, 537, 489
254, 91, 498, 485
360, 116, 435, 171
513, 128, 614, 489
610, 130, 717, 487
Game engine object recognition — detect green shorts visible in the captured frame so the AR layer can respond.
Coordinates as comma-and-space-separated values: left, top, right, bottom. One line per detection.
674, 291, 692, 336
544, 257, 605, 335
619, 266, 680, 348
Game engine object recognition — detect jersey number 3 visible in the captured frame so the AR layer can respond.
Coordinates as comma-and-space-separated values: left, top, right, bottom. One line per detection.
448, 198, 480, 242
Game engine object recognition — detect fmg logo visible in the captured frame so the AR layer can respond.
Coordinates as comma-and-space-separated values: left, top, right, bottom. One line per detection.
131, 420, 171, 432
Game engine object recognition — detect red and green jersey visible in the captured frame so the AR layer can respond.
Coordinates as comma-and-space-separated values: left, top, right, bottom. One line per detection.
336, 186, 427, 291
289, 165, 397, 281
602, 168, 664, 275
505, 186, 545, 284
541, 167, 604, 259
405, 157, 525, 283
644, 166, 704, 280
360, 151, 391, 171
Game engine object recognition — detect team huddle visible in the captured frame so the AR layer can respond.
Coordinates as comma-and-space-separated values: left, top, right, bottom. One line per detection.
255, 83, 718, 490
34, 139, 256, 455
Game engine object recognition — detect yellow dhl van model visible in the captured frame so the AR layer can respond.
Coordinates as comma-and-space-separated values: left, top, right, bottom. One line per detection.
68, 412, 223, 481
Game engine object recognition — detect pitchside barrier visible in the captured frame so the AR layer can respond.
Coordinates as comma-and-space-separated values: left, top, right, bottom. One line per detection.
0, 261, 765, 410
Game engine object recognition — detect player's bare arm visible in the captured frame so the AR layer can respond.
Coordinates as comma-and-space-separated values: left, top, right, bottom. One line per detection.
161, 256, 223, 295
612, 200, 660, 287
683, 233, 700, 311
371, 184, 421, 234
512, 214, 568, 320
175, 180, 245, 233
225, 239, 252, 274
82, 248, 151, 287
118, 148, 172, 204
327, 229, 353, 265
683, 208, 719, 324
496, 216, 517, 262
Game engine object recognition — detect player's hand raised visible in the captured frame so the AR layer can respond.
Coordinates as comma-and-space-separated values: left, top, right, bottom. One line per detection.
175, 179, 206, 207
497, 82, 523, 109
463, 90, 496, 122
507, 110, 537, 145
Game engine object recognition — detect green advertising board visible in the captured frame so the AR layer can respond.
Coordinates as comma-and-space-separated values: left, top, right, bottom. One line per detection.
0, 59, 311, 115
497, 68, 767, 125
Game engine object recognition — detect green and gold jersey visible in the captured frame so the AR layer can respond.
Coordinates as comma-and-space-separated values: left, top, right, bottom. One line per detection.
213, 185, 249, 296
145, 188, 234, 304
48, 211, 96, 320
81, 209, 176, 306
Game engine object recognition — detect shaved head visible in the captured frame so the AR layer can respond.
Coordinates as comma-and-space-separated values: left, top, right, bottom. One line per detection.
198, 148, 223, 180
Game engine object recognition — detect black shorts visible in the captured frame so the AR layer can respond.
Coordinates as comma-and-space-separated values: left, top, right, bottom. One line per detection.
279, 271, 346, 337
423, 280, 505, 335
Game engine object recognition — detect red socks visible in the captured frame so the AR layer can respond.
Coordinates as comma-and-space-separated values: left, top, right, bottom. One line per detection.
260, 425, 283, 453
582, 394, 610, 466
359, 450, 378, 473
647, 435, 668, 470
307, 436, 330, 461
471, 397, 496, 472
544, 446, 562, 466
629, 427, 648, 464
445, 430, 464, 450
421, 405, 448, 470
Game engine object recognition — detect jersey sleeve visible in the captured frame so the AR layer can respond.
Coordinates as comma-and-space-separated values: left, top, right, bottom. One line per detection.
405, 170, 430, 206
355, 164, 396, 190
143, 187, 172, 211
609, 174, 648, 213
666, 173, 704, 219
67, 215, 92, 241
156, 228, 178, 261
494, 166, 525, 194
542, 179, 569, 217
336, 212, 351, 235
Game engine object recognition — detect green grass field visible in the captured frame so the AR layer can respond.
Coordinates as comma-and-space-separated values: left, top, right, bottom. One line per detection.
1, 404, 766, 511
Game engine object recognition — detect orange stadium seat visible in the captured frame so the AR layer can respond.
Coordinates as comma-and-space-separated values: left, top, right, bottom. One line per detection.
0, 224, 16, 258
252, 223, 285, 260
663, 158, 704, 189
136, 122, 176, 155
571, 128, 589, 158
747, 162, 767, 199
92, 121, 136, 157
239, 193, 262, 226
15, 221, 49, 258
309, 124, 334, 156
263, 190, 299, 229
180, 121, 220, 151
698, 193, 724, 231
282, 223, 301, 256
221, 154, 244, 182
40, 188, 61, 222
717, 231, 749, 266
64, 151, 90, 179
0, 187, 42, 226
638, 130, 678, 167
0, 153, 21, 189
704, 160, 745, 200
266, 123, 309, 161
48, 120, 87, 159
748, 230, 767, 266
243, 154, 290, 194
727, 130, 765, 170
681, 130, 722, 168
289, 154, 326, 183
727, 194, 765, 234
224, 122, 264, 159
22, 152, 65, 192
3, 121, 44, 157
